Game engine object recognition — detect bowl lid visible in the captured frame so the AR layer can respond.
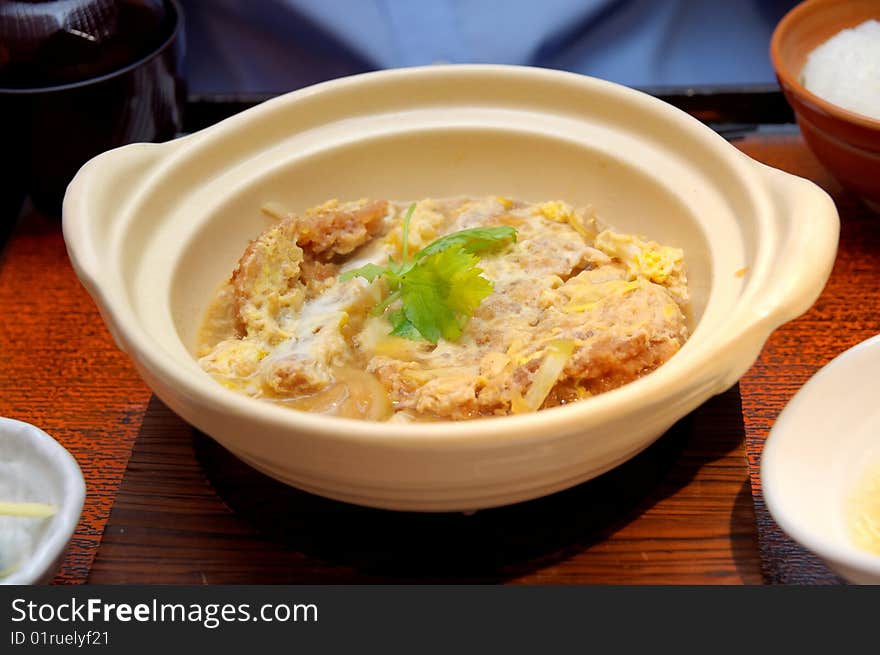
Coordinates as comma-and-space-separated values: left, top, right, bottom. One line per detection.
0, 0, 169, 89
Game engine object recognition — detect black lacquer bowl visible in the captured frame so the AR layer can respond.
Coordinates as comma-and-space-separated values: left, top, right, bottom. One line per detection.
0, 0, 186, 219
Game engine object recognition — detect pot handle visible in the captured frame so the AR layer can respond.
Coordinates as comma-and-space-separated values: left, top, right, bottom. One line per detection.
62, 141, 185, 287
61, 140, 182, 351
716, 161, 839, 390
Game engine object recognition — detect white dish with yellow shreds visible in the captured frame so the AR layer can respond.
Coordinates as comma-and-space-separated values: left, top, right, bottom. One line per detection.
0, 417, 85, 584
63, 65, 838, 511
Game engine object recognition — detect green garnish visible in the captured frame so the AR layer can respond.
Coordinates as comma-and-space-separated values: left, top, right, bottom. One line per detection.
340, 203, 517, 343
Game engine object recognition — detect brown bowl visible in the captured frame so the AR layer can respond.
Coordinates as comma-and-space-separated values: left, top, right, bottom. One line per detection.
771, 0, 880, 211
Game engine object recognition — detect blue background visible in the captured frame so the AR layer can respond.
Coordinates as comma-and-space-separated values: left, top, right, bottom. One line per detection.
181, 0, 798, 93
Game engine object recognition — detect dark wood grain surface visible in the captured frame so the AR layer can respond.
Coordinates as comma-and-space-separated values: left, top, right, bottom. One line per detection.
0, 130, 869, 585
88, 389, 760, 584
84, 139, 781, 586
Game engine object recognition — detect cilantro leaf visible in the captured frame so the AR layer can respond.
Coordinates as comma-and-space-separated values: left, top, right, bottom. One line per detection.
387, 308, 422, 339
339, 262, 387, 283
340, 203, 517, 343
442, 252, 494, 317
399, 269, 452, 343
395, 245, 493, 343
416, 226, 517, 259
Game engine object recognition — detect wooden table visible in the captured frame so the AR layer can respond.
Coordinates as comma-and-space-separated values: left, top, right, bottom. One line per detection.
1, 128, 874, 585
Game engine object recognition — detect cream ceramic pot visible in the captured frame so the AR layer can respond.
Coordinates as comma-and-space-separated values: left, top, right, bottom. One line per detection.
63, 65, 839, 511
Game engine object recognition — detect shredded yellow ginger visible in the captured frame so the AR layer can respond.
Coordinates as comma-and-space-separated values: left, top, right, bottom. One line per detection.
0, 562, 20, 578
0, 501, 57, 578
0, 501, 57, 518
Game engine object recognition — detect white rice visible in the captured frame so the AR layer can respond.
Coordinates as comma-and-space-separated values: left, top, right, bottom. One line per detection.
801, 19, 880, 121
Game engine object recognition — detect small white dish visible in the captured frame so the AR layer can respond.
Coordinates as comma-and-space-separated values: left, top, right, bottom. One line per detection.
0, 417, 85, 585
762, 334, 880, 584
